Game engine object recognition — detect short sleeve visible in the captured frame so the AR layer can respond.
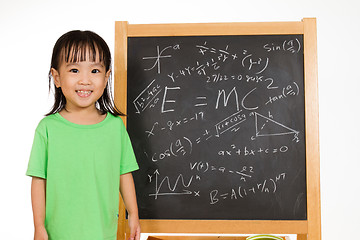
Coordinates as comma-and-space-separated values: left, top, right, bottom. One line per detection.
119, 120, 139, 175
26, 124, 48, 179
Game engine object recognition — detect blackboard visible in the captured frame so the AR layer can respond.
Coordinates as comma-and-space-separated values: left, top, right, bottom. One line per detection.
126, 34, 306, 220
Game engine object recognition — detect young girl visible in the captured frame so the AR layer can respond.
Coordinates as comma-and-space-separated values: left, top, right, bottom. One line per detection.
26, 30, 141, 240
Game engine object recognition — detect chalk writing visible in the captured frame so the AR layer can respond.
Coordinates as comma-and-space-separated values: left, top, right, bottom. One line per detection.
143, 45, 180, 74
209, 172, 287, 204
217, 145, 289, 157
151, 137, 193, 162
206, 73, 243, 83
190, 161, 254, 182
263, 38, 301, 54
127, 35, 306, 220
145, 112, 205, 137
265, 82, 300, 105
133, 79, 162, 114
215, 110, 247, 137
252, 112, 300, 141
148, 169, 198, 199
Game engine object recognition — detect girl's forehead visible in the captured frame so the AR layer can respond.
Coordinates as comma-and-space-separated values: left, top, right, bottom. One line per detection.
61, 45, 105, 63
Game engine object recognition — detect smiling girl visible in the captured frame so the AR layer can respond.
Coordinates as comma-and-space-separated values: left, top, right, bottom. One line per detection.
26, 30, 140, 240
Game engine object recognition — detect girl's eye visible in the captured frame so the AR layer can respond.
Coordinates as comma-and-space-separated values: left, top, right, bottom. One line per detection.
92, 69, 100, 73
70, 69, 79, 73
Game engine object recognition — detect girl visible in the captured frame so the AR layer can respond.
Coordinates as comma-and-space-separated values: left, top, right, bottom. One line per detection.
26, 30, 141, 240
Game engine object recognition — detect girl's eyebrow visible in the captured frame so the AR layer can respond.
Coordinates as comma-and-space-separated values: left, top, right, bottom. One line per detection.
65, 63, 79, 67
64, 62, 104, 68
91, 63, 105, 68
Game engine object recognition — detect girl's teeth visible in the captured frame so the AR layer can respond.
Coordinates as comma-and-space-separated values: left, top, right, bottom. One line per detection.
77, 90, 91, 93
76, 90, 92, 97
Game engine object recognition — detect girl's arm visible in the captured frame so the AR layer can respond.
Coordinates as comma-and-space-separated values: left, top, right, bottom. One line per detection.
120, 173, 141, 240
31, 177, 48, 240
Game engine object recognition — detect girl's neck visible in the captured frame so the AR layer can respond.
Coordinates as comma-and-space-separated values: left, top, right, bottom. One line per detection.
58, 108, 107, 125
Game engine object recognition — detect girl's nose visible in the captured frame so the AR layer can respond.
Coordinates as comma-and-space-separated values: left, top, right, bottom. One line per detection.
79, 80, 90, 85
79, 73, 91, 85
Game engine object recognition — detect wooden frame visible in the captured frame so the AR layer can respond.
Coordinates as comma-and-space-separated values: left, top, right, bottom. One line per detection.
147, 236, 290, 240
114, 18, 320, 240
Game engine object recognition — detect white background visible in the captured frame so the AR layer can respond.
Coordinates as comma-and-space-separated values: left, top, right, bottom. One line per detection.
1, 0, 359, 239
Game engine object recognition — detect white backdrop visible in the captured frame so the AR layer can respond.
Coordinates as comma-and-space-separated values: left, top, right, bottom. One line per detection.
1, 0, 359, 239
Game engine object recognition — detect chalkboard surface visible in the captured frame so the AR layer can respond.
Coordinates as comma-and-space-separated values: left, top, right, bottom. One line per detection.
127, 35, 306, 220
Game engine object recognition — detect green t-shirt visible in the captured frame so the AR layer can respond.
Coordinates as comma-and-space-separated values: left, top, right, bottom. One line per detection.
26, 113, 139, 240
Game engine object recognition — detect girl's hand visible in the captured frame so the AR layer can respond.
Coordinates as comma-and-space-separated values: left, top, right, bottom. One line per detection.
34, 225, 48, 240
128, 213, 141, 240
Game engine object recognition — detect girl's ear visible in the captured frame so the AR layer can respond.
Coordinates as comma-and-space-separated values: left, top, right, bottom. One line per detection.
51, 68, 61, 88
105, 69, 111, 85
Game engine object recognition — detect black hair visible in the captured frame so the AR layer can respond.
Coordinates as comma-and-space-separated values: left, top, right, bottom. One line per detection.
46, 30, 124, 116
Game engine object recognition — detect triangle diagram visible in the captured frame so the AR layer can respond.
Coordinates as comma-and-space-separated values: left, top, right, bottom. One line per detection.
255, 112, 299, 137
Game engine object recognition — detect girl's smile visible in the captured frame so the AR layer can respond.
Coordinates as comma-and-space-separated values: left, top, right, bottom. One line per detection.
76, 90, 93, 98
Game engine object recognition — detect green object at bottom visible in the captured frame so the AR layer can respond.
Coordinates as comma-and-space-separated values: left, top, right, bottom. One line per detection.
246, 235, 283, 240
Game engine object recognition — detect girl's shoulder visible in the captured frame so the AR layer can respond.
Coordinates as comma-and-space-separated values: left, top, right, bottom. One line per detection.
106, 113, 127, 129
32, 114, 60, 139
37, 113, 60, 127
